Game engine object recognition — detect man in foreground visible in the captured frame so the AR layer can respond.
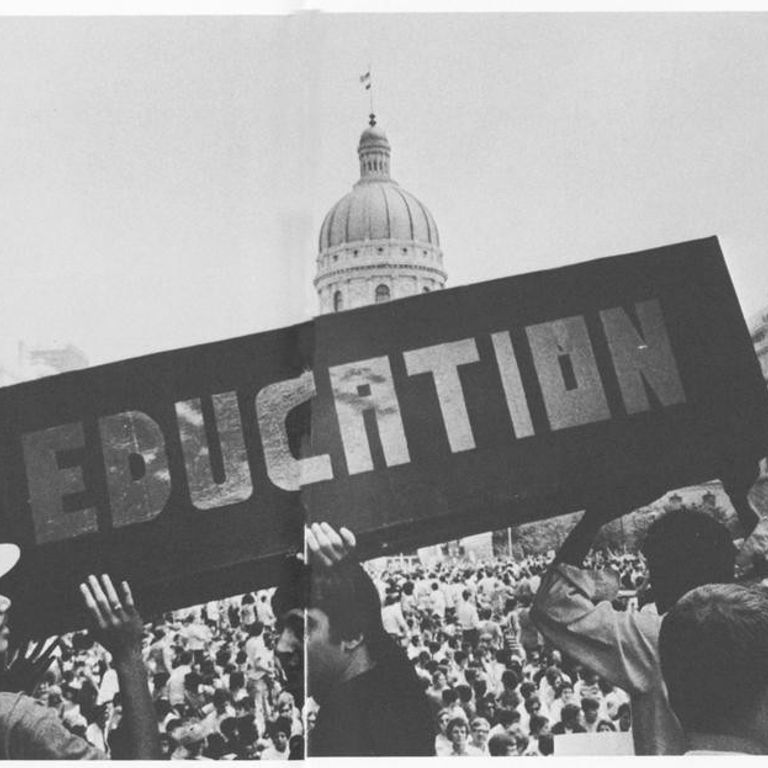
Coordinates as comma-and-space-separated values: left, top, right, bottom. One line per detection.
272, 522, 434, 756
531, 470, 760, 755
659, 583, 768, 754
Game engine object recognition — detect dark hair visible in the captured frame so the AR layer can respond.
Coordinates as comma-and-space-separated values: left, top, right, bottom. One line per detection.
488, 732, 515, 756
561, 703, 581, 722
642, 508, 736, 613
528, 714, 548, 737
520, 680, 536, 699
455, 684, 472, 703
288, 734, 304, 760
496, 708, 520, 727
229, 671, 245, 690
524, 695, 541, 714
538, 733, 554, 756
581, 696, 599, 712
307, 560, 386, 646
659, 583, 768, 734
501, 670, 519, 690
271, 716, 292, 739
446, 716, 468, 736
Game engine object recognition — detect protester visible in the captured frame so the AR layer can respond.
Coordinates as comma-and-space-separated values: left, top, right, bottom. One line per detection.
531, 471, 761, 755
659, 583, 768, 755
293, 522, 434, 756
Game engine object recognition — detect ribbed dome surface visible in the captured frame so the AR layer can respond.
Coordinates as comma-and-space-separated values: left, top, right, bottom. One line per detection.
319, 182, 440, 251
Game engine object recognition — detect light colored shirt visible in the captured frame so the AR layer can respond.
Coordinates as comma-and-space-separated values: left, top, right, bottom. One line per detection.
0, 692, 104, 759
531, 563, 685, 756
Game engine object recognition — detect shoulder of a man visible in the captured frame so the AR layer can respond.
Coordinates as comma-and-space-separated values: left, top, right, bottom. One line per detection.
0, 691, 104, 760
532, 562, 662, 693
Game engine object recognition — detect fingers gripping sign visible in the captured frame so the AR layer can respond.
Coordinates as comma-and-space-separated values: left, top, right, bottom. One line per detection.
306, 522, 357, 567
80, 574, 143, 658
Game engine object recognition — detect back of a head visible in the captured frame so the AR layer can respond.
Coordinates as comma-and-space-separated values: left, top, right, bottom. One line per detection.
642, 508, 736, 613
659, 583, 768, 737
488, 732, 515, 756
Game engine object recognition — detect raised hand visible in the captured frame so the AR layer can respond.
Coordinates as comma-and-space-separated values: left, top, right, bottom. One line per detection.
79, 575, 143, 659
306, 522, 357, 567
1, 637, 60, 694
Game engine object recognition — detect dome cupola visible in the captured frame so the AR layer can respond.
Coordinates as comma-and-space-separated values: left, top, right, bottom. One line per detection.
314, 114, 447, 314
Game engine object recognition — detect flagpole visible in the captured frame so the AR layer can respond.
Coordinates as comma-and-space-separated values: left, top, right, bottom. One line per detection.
369, 62, 374, 118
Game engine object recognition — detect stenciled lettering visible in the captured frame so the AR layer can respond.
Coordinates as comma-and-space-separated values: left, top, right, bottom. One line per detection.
256, 371, 333, 491
22, 422, 97, 544
600, 299, 686, 414
329, 356, 410, 475
403, 338, 480, 453
526, 315, 611, 430
99, 410, 170, 528
491, 331, 535, 438
176, 391, 253, 509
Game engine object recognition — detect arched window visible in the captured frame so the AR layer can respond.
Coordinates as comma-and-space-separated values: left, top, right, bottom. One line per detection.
375, 284, 391, 303
333, 290, 343, 312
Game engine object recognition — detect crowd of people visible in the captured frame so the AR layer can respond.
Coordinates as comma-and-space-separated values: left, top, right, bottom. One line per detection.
364, 549, 643, 756
12, 546, 644, 759
22, 590, 303, 759
5, 473, 768, 758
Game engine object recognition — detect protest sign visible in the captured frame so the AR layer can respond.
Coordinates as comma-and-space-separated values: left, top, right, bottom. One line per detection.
0, 236, 765, 634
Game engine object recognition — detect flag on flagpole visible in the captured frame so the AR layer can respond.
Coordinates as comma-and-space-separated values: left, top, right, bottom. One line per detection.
360, 71, 371, 90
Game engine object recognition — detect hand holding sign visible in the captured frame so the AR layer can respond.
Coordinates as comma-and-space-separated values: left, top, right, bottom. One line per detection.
80, 575, 144, 659
306, 522, 357, 567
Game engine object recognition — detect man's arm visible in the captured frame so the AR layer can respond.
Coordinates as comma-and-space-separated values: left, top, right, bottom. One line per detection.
552, 512, 604, 567
80, 575, 160, 760
532, 509, 660, 694
722, 460, 761, 540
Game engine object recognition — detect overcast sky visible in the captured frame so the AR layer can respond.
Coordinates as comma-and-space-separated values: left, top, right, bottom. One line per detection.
1, 13, 767, 367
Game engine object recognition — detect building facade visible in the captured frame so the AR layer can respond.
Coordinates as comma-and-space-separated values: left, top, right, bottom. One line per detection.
314, 117, 447, 313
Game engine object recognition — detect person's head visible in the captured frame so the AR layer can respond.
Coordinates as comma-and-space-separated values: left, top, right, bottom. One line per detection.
304, 560, 391, 703
488, 732, 517, 756
555, 681, 574, 702
229, 671, 245, 691
271, 558, 307, 707
529, 714, 549, 738
501, 669, 519, 691
524, 695, 542, 716
581, 697, 600, 724
437, 708, 452, 735
617, 703, 631, 731
184, 671, 201, 693
642, 508, 736, 614
212, 688, 231, 713
561, 703, 581, 727
270, 717, 292, 752
496, 708, 521, 732
544, 665, 562, 688
659, 583, 768, 747
446, 716, 468, 745
470, 716, 490, 748
597, 719, 616, 733
455, 683, 472, 704
538, 733, 554, 756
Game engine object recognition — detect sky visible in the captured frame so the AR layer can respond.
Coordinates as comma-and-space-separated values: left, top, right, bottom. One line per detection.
1, 12, 768, 367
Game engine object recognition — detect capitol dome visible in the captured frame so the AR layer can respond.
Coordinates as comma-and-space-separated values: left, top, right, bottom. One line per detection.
315, 116, 447, 314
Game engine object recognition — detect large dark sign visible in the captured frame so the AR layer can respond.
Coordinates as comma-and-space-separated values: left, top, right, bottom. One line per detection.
1, 237, 765, 634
